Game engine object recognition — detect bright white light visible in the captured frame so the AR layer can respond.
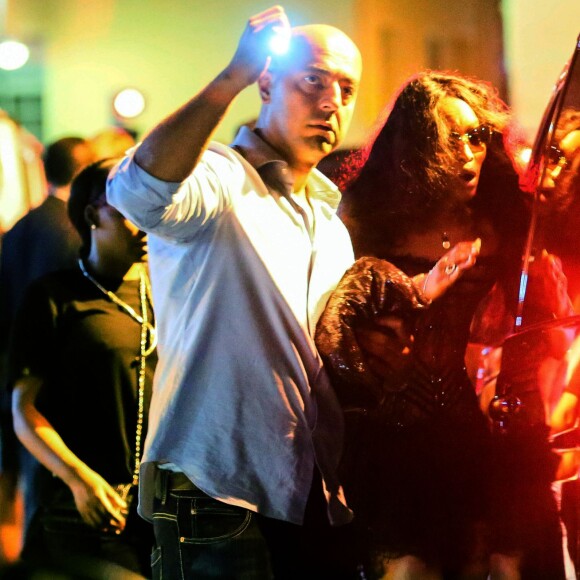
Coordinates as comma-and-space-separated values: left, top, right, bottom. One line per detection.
519, 147, 532, 164
0, 40, 30, 71
113, 88, 146, 119
269, 26, 291, 56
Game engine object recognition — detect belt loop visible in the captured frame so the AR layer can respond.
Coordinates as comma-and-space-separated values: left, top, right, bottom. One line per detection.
155, 467, 169, 505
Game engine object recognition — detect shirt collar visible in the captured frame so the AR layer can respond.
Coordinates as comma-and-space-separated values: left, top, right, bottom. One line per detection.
230, 126, 342, 210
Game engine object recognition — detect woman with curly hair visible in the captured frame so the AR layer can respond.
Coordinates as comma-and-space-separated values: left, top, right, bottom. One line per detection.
317, 71, 567, 578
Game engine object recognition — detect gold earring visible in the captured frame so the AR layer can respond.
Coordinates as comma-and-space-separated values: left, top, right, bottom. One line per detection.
90, 224, 96, 230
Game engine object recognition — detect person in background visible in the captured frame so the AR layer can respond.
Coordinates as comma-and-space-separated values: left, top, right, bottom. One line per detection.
539, 108, 580, 578
0, 136, 95, 561
541, 108, 580, 307
1, 136, 96, 311
319, 71, 568, 578
107, 5, 365, 578
91, 127, 136, 161
9, 159, 155, 578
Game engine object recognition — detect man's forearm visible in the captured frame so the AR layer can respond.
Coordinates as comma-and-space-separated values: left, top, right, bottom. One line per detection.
134, 69, 248, 183
133, 7, 287, 183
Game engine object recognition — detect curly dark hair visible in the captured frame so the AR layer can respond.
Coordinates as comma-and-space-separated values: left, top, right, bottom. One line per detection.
338, 71, 529, 255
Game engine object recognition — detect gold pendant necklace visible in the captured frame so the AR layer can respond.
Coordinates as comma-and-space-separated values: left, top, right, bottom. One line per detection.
441, 232, 451, 250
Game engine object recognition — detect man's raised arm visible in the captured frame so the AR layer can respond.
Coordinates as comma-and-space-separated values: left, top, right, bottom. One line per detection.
134, 6, 289, 182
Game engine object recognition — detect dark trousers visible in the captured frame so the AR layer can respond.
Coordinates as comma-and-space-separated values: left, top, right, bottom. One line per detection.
151, 470, 272, 579
255, 470, 359, 580
21, 502, 154, 579
151, 469, 359, 579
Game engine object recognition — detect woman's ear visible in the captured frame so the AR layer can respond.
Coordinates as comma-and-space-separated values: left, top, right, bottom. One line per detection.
84, 205, 99, 230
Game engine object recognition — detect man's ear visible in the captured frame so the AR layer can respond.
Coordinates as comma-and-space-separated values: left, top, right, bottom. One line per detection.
258, 70, 273, 103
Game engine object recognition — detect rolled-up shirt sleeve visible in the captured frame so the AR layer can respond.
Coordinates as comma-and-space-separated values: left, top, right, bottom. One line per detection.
106, 144, 242, 243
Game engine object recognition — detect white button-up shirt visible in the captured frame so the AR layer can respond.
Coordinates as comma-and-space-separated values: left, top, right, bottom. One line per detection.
106, 128, 354, 524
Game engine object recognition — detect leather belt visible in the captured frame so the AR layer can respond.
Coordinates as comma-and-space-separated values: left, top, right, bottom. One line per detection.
154, 468, 198, 500
165, 470, 198, 491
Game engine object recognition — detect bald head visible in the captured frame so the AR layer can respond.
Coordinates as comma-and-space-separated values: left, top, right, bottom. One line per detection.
256, 23, 362, 176
270, 24, 362, 79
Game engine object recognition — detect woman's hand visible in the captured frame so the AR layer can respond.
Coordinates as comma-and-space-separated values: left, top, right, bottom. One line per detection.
359, 241, 480, 383
417, 238, 481, 302
12, 374, 129, 535
67, 466, 128, 534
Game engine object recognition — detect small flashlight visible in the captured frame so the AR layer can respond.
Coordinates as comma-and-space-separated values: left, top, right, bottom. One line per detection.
269, 25, 291, 56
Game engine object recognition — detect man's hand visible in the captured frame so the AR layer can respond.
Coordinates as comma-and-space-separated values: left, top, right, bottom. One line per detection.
225, 6, 290, 90
132, 6, 290, 182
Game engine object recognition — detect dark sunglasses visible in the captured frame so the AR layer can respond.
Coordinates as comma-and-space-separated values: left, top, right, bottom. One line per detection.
547, 145, 568, 168
450, 125, 493, 149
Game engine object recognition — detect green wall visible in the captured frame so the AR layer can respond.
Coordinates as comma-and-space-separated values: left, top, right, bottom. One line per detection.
7, 0, 361, 146
7, 0, 578, 148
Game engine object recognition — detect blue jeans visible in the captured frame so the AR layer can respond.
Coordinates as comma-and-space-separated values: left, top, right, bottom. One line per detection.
151, 470, 359, 579
151, 476, 272, 579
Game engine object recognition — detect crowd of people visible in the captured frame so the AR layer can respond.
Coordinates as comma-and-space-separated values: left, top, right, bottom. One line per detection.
1, 4, 579, 579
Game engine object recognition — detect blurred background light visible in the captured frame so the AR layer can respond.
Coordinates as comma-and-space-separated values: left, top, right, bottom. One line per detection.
0, 39, 30, 70
112, 87, 146, 119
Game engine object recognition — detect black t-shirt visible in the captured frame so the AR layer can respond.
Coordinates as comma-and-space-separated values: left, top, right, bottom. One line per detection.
0, 197, 81, 349
9, 268, 156, 486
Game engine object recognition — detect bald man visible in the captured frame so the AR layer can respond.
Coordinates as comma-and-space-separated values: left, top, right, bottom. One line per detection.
107, 6, 362, 577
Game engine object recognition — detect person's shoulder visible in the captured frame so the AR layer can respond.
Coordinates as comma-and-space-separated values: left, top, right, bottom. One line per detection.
1, 210, 36, 252
26, 268, 83, 300
200, 141, 251, 183
23, 196, 63, 215
206, 141, 246, 166
3, 206, 36, 238
34, 196, 69, 222
6, 197, 65, 233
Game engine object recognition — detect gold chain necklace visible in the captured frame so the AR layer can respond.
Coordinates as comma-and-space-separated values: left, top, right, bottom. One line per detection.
78, 258, 156, 484
78, 259, 157, 357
